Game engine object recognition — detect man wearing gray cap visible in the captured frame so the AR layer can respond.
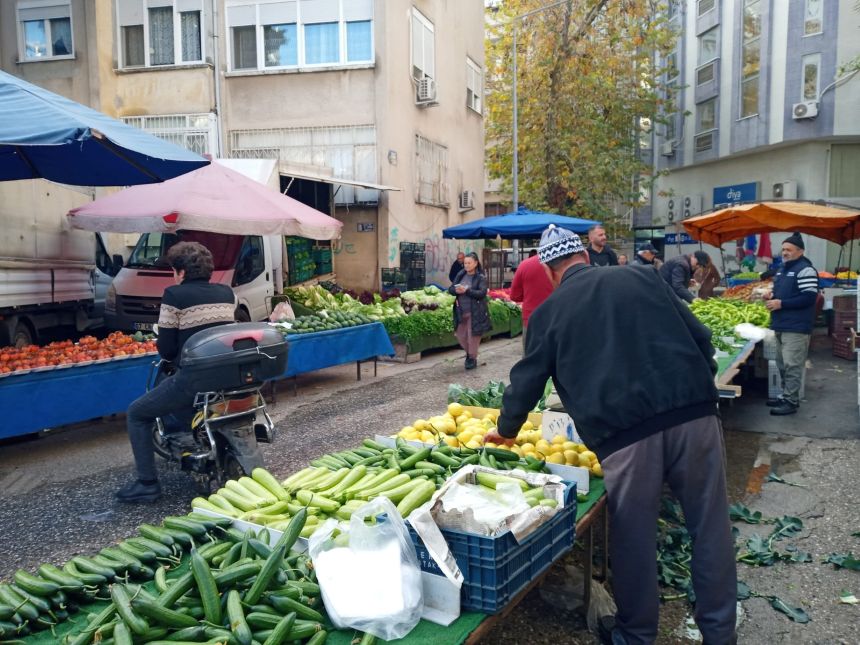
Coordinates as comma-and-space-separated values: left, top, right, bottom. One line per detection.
486, 225, 737, 645
764, 232, 818, 416
633, 243, 658, 266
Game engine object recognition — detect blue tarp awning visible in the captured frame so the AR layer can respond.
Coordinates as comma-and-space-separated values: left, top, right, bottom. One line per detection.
443, 207, 598, 239
0, 70, 208, 186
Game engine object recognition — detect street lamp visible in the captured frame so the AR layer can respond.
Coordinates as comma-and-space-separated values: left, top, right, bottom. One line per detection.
510, 0, 572, 211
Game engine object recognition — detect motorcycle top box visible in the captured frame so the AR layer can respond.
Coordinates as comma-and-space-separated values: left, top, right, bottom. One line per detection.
178, 323, 287, 392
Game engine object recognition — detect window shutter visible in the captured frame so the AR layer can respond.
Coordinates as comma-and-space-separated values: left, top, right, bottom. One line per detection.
18, 3, 70, 21
343, 0, 372, 21
301, 0, 338, 24
117, 0, 143, 26
260, 1, 296, 25
227, 4, 256, 27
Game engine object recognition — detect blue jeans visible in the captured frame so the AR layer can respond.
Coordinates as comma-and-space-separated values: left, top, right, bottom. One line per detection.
127, 372, 196, 481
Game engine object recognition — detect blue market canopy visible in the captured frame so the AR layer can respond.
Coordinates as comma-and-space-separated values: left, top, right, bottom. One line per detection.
443, 207, 599, 239
0, 70, 208, 186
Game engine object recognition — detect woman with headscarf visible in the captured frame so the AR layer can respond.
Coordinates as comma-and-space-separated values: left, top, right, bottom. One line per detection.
448, 252, 492, 369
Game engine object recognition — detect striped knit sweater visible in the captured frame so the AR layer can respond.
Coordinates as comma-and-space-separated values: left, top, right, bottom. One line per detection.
156, 278, 237, 361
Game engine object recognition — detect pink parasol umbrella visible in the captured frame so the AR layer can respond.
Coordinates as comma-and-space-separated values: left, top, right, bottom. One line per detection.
67, 162, 342, 240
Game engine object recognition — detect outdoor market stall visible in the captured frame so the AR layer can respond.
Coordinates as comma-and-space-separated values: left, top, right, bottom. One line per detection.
8, 397, 608, 645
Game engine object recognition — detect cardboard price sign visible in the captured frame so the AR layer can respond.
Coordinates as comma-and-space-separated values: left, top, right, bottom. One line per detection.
541, 410, 581, 443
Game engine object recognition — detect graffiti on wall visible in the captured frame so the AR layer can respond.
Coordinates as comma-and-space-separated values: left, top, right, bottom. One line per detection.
386, 229, 479, 286
332, 239, 356, 255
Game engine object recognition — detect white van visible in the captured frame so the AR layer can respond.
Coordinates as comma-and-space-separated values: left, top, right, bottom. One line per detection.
104, 231, 284, 331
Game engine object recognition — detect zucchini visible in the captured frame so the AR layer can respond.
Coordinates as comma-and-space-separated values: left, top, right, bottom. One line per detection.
163, 516, 208, 537
36, 564, 85, 591
185, 512, 233, 529
62, 561, 108, 586
138, 524, 176, 546
13, 570, 59, 597
395, 480, 436, 518
226, 589, 253, 645
295, 490, 340, 513
243, 542, 287, 605
113, 621, 133, 645
109, 584, 149, 635
192, 497, 240, 517
219, 488, 259, 512
131, 597, 198, 629
190, 550, 221, 625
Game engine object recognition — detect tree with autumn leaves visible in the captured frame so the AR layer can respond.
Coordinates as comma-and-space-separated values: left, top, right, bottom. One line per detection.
485, 0, 678, 229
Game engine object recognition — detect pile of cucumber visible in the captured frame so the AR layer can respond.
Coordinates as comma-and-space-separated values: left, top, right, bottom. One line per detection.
0, 511, 228, 642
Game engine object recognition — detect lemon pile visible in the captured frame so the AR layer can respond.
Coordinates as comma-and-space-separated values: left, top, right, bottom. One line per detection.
393, 402, 603, 477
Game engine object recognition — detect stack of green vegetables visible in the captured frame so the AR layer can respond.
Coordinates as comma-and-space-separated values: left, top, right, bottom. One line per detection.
690, 299, 770, 352
448, 379, 553, 412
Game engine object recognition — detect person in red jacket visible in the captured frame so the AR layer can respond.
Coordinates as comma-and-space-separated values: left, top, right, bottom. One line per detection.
510, 249, 554, 349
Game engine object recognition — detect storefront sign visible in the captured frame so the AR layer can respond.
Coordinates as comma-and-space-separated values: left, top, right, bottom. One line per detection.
357, 222, 375, 232
664, 233, 697, 245
713, 182, 759, 208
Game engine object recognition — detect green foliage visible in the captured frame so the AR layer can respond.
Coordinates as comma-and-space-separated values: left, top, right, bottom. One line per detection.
382, 309, 453, 344
485, 0, 679, 224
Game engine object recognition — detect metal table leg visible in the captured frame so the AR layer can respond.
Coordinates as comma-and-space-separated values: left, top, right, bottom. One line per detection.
582, 523, 593, 615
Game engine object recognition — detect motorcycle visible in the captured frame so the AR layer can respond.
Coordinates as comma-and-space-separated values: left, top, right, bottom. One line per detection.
149, 323, 288, 493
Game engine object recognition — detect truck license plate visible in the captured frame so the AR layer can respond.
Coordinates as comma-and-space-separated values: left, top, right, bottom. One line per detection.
133, 322, 154, 331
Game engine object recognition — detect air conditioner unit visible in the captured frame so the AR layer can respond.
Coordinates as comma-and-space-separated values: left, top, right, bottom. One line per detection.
660, 141, 675, 157
792, 101, 818, 120
416, 77, 436, 103
773, 181, 797, 199
458, 190, 475, 211
667, 198, 676, 222
683, 194, 702, 219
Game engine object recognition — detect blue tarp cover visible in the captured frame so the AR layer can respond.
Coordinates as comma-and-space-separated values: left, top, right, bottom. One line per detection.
284, 322, 394, 377
0, 70, 208, 185
443, 207, 599, 239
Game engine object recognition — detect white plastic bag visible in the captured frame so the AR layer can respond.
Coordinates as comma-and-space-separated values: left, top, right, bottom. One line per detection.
269, 299, 295, 322
308, 497, 423, 641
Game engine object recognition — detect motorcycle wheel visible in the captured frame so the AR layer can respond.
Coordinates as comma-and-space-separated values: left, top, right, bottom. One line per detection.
152, 424, 171, 460
213, 449, 247, 489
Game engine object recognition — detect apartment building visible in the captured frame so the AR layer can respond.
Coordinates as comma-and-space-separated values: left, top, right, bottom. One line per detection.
644, 0, 860, 269
0, 0, 486, 290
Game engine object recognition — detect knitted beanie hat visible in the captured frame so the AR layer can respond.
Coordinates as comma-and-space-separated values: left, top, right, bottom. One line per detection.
783, 232, 805, 250
538, 225, 585, 264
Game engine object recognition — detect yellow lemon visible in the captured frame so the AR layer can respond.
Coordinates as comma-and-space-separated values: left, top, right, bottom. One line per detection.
547, 452, 565, 464
511, 445, 523, 457
420, 430, 435, 443
405, 431, 421, 442
447, 402, 464, 417
465, 439, 483, 450
495, 443, 511, 451
444, 421, 458, 435
562, 441, 577, 452
535, 439, 552, 453
444, 436, 459, 447
574, 443, 587, 453
484, 441, 498, 449
580, 450, 597, 465
456, 412, 472, 424
551, 435, 566, 445
534, 451, 547, 460
457, 430, 474, 444
530, 431, 544, 445
413, 419, 429, 431
564, 450, 580, 466
521, 420, 534, 431
549, 444, 565, 455
520, 442, 535, 454
398, 426, 415, 437
591, 463, 603, 478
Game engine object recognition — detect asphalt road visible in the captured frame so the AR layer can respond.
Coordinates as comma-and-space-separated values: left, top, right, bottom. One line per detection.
1, 332, 858, 644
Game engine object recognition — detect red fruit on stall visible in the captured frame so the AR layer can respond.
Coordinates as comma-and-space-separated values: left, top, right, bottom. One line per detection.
0, 332, 157, 375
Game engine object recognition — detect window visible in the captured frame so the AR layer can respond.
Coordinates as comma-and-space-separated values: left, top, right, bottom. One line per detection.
415, 134, 448, 207
697, 0, 715, 17
740, 0, 761, 117
117, 0, 203, 69
804, 0, 822, 36
122, 113, 217, 156
305, 22, 339, 64
264, 24, 297, 67
697, 98, 717, 133
235, 236, 265, 286
411, 8, 435, 81
18, 1, 73, 60
698, 27, 718, 66
466, 57, 482, 113
346, 21, 372, 62
666, 51, 679, 80
227, 1, 373, 72
801, 54, 821, 101
665, 112, 676, 142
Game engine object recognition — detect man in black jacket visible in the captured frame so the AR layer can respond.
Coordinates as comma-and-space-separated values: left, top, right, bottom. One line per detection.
659, 250, 710, 302
486, 225, 736, 645
764, 233, 818, 416
116, 242, 236, 503
587, 224, 619, 266
633, 243, 658, 266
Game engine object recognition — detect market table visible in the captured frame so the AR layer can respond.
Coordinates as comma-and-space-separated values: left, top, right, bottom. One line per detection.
714, 339, 758, 399
281, 321, 394, 383
0, 354, 156, 439
19, 481, 607, 645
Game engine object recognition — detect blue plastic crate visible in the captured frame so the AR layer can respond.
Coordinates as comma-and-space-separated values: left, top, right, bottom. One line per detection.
408, 481, 577, 614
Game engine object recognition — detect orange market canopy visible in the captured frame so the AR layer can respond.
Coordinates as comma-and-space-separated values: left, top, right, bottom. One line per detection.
682, 201, 860, 247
